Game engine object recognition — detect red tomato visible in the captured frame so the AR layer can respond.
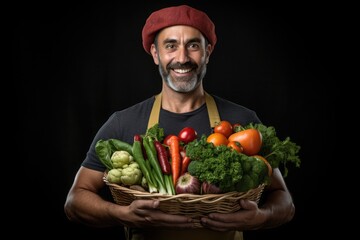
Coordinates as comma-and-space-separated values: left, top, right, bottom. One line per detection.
163, 134, 177, 146
207, 132, 229, 147
227, 141, 243, 153
178, 127, 198, 144
214, 120, 233, 138
228, 129, 262, 156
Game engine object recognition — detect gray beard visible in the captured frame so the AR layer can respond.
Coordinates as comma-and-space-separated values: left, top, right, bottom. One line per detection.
159, 64, 207, 93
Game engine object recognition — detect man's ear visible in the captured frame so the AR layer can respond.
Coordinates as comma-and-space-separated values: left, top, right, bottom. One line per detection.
150, 44, 159, 65
205, 44, 213, 64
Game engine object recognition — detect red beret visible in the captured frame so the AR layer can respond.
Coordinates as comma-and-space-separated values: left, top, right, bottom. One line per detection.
142, 5, 217, 54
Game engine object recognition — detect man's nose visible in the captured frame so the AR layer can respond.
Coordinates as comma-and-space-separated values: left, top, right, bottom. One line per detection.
175, 46, 189, 64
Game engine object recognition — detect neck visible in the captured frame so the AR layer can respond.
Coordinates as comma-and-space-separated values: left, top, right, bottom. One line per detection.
160, 87, 206, 113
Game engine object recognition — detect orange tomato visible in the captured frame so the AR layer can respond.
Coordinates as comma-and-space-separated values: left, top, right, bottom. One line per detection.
207, 132, 229, 147
214, 120, 233, 138
227, 141, 243, 153
228, 128, 262, 156
253, 155, 272, 176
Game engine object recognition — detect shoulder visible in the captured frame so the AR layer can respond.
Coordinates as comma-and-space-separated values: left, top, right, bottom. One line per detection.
82, 96, 156, 171
93, 96, 155, 143
116, 96, 155, 115
212, 94, 261, 125
110, 96, 155, 122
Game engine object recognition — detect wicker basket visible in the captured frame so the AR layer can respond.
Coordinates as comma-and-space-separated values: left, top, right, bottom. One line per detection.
104, 176, 265, 226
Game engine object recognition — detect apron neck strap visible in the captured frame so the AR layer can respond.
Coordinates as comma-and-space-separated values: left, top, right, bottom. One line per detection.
205, 92, 221, 128
147, 92, 220, 130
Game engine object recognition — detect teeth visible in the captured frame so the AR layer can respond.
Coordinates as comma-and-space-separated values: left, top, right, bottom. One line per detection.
174, 69, 191, 73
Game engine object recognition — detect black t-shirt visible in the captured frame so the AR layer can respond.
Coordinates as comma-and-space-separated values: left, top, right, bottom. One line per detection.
82, 94, 260, 172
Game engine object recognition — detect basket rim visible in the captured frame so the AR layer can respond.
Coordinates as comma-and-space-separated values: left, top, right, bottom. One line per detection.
103, 176, 266, 203
104, 175, 266, 223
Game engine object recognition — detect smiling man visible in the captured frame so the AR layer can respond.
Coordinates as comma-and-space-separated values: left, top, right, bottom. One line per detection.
64, 5, 295, 240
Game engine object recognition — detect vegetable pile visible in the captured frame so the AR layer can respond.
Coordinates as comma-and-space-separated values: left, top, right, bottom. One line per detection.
95, 121, 301, 195
186, 137, 269, 192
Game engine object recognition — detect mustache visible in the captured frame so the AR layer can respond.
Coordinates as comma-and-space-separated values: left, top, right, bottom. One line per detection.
168, 62, 197, 69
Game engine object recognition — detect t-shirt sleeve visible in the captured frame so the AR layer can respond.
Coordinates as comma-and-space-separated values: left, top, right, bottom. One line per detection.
80, 97, 154, 172
81, 112, 122, 172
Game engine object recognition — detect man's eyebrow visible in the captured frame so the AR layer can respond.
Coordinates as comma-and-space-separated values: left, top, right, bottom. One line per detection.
162, 38, 177, 44
162, 37, 202, 44
186, 37, 202, 43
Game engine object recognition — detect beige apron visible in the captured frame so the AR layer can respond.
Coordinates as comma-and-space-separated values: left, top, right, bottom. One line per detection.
132, 92, 243, 240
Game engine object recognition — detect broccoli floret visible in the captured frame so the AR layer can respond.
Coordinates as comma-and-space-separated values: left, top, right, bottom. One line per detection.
186, 135, 272, 192
187, 141, 245, 192
236, 156, 269, 192
236, 175, 256, 192
185, 135, 215, 161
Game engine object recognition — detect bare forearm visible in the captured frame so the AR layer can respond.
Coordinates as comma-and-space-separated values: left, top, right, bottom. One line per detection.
260, 189, 295, 229
64, 188, 122, 228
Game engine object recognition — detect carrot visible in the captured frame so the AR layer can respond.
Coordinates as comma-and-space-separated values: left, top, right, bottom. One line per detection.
154, 140, 171, 175
169, 135, 181, 185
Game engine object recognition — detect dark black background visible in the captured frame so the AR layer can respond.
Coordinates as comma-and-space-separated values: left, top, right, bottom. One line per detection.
14, 1, 337, 238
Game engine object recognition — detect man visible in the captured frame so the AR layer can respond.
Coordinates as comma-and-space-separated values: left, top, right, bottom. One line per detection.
64, 5, 295, 240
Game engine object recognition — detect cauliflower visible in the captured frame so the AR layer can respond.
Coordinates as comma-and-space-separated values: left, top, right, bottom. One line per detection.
106, 168, 123, 184
107, 161, 142, 186
111, 150, 134, 169
120, 164, 142, 186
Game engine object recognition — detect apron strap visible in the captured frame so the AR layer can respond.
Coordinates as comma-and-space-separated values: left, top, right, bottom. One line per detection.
147, 93, 162, 130
205, 92, 221, 128
147, 92, 220, 130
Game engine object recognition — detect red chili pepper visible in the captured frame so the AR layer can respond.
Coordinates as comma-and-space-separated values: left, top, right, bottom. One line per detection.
181, 156, 191, 175
154, 140, 172, 175
134, 134, 141, 141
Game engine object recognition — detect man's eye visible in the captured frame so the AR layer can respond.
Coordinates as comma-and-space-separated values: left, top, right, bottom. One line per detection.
188, 43, 200, 49
165, 44, 175, 49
